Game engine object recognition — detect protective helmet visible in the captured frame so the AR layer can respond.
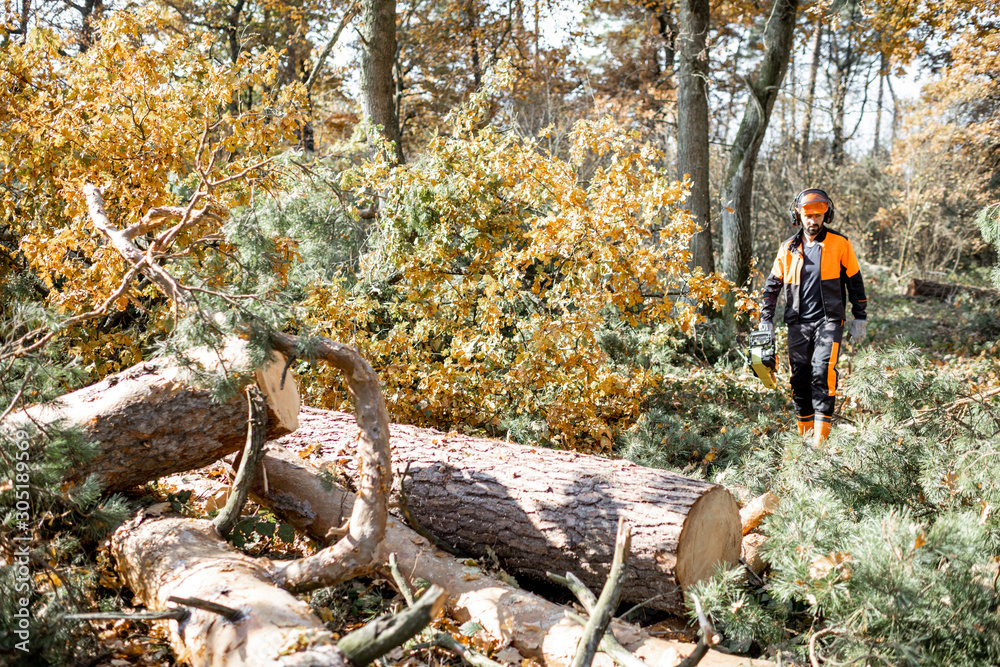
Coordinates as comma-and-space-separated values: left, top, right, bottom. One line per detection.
788, 188, 835, 226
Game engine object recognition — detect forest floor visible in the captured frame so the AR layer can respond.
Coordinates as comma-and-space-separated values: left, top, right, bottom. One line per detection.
75, 265, 1000, 667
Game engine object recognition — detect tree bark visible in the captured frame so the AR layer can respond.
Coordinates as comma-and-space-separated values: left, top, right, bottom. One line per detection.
799, 18, 823, 164
6, 341, 298, 492
676, 0, 714, 274
360, 0, 405, 163
719, 0, 800, 288
245, 447, 761, 667
271, 407, 741, 613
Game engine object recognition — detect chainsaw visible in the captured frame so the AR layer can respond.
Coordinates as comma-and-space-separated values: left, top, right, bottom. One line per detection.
743, 329, 777, 389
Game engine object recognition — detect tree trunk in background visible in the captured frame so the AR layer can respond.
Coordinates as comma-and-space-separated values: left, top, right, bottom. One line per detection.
360, 0, 405, 163
720, 0, 800, 288
652, 0, 677, 78
873, 51, 887, 158
272, 408, 742, 613
677, 0, 714, 273
799, 18, 823, 164
468, 0, 482, 88
886, 73, 899, 146
225, 0, 248, 116
829, 0, 859, 166
76, 0, 105, 52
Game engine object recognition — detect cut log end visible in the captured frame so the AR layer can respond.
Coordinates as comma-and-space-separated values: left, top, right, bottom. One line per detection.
184, 337, 300, 435
256, 350, 300, 433
676, 485, 742, 588
739, 492, 779, 536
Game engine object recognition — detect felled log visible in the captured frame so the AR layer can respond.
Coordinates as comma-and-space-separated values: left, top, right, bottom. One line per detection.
111, 514, 349, 667
107, 329, 398, 665
5, 340, 299, 492
246, 448, 764, 667
741, 534, 768, 577
904, 278, 999, 302
275, 408, 742, 613
110, 513, 445, 667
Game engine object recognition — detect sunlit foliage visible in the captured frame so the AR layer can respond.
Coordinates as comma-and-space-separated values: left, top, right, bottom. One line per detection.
0, 9, 305, 377
291, 69, 740, 450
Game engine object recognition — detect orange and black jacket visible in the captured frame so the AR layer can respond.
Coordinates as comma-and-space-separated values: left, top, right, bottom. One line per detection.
760, 227, 867, 324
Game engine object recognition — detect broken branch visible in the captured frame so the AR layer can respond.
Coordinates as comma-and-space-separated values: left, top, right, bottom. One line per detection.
571, 518, 632, 667
337, 584, 447, 666
213, 385, 269, 537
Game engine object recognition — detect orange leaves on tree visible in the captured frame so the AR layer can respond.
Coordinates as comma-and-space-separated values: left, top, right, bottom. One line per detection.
301, 72, 736, 450
1, 8, 305, 374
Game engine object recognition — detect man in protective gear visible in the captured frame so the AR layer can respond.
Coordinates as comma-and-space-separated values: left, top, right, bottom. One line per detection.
759, 189, 868, 444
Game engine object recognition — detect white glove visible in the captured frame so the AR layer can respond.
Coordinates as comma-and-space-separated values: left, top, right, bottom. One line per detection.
848, 318, 867, 341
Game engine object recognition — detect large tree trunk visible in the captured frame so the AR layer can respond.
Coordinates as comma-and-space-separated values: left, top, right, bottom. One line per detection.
677, 0, 714, 274
247, 447, 760, 667
360, 0, 405, 163
272, 408, 741, 613
111, 515, 349, 667
719, 0, 799, 287
799, 18, 823, 165
828, 0, 859, 166
7, 342, 299, 492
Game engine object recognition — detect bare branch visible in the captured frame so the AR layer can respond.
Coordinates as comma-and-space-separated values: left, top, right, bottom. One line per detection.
123, 206, 222, 240
209, 156, 275, 189
305, 5, 359, 91
337, 584, 446, 665
571, 518, 632, 667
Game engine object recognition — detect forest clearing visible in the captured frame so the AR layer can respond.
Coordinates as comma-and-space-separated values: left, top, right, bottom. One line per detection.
2, 0, 999, 666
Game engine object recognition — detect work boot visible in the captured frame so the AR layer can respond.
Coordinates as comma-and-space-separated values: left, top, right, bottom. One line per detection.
814, 415, 832, 445
797, 414, 814, 436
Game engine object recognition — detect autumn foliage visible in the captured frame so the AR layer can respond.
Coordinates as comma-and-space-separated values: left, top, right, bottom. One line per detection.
290, 72, 738, 450
0, 8, 304, 375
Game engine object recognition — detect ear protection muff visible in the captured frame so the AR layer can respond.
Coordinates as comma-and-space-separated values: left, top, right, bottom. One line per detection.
789, 188, 835, 226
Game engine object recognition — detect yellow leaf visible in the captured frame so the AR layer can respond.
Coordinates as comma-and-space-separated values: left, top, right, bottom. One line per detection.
809, 552, 852, 580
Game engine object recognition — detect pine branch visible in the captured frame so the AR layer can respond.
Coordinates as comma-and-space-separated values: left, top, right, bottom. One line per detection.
900, 386, 1000, 429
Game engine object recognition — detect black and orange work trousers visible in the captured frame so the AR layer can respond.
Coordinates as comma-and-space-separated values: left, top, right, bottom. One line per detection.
787, 318, 843, 441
